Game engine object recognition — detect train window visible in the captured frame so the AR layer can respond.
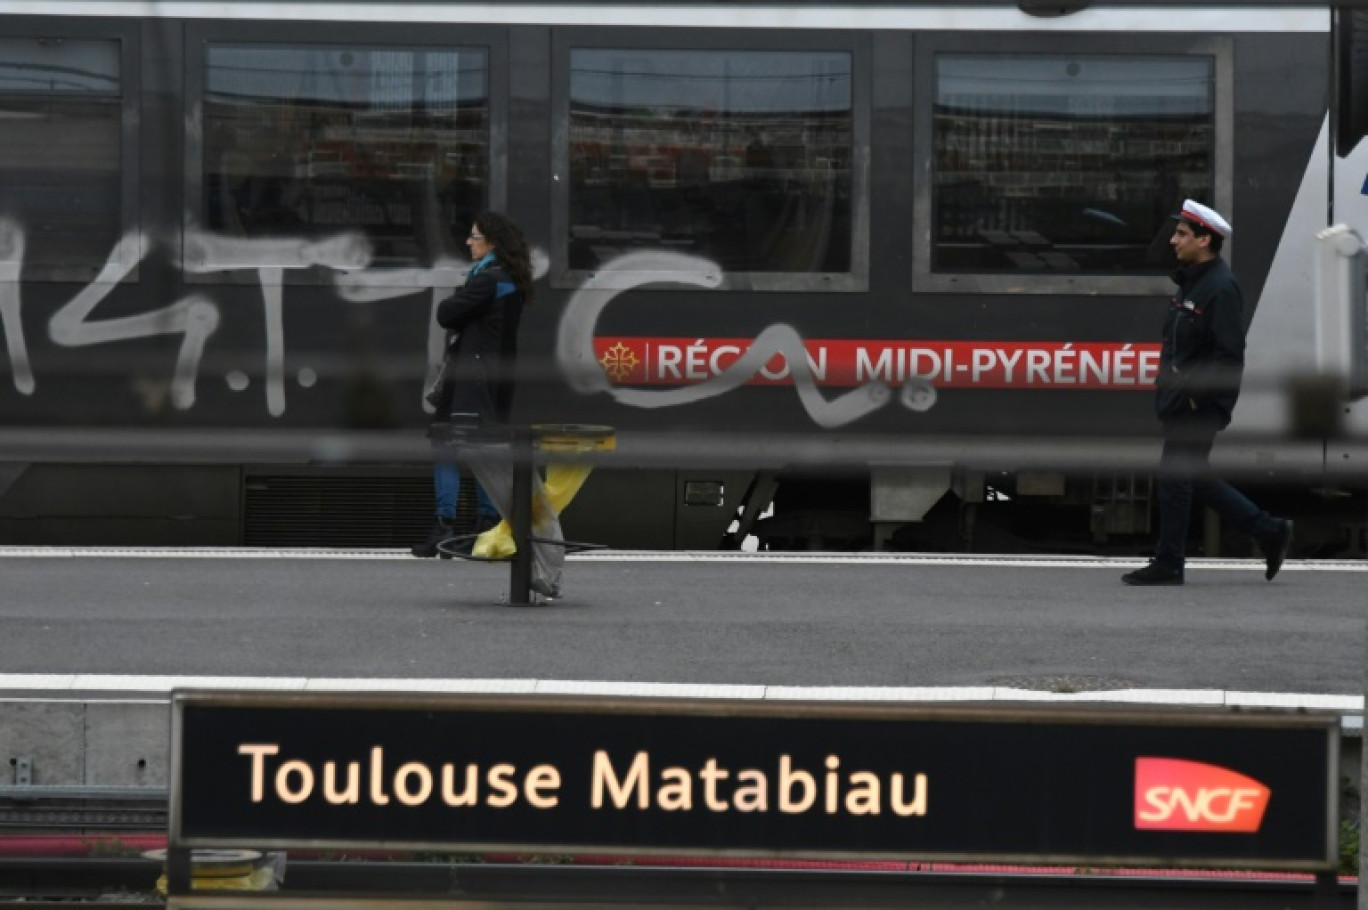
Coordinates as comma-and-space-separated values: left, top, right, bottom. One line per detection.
913, 39, 1232, 295
935, 55, 1212, 274
0, 37, 126, 279
555, 45, 868, 291
200, 43, 489, 268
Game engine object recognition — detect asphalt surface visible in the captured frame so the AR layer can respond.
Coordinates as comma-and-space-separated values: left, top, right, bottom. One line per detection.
0, 549, 1362, 698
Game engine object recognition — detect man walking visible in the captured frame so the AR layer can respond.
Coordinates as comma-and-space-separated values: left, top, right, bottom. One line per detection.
1122, 200, 1293, 586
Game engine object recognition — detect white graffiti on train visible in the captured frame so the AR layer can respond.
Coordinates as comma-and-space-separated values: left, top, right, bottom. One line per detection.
49, 230, 221, 411
3, 223, 912, 427
335, 261, 467, 400
335, 250, 550, 413
1, 219, 223, 409
0, 218, 34, 396
183, 224, 371, 416
0, 218, 374, 414
555, 250, 917, 428
0, 218, 554, 416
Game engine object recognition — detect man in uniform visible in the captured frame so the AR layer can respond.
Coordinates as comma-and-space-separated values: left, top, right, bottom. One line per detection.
1122, 200, 1293, 586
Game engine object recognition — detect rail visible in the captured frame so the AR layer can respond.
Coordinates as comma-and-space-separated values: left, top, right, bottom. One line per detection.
0, 855, 1357, 907
0, 787, 1353, 907
0, 786, 167, 830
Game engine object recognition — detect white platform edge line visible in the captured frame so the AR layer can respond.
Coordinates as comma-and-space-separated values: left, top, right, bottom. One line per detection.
0, 547, 1362, 572
0, 675, 1360, 712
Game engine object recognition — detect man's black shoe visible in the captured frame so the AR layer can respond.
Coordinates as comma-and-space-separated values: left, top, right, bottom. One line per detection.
1261, 519, 1292, 581
1121, 561, 1184, 586
411, 519, 458, 559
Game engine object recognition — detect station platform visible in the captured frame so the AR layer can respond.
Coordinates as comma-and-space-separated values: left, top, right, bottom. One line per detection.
0, 548, 1363, 792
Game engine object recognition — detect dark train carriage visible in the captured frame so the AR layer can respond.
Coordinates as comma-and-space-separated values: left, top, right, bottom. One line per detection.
0, 2, 1360, 554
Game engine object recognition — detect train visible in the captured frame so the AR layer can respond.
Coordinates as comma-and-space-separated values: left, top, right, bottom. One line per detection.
0, 1, 1365, 556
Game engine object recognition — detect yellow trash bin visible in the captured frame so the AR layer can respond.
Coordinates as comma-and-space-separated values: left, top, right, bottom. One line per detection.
148, 848, 279, 895
472, 424, 616, 559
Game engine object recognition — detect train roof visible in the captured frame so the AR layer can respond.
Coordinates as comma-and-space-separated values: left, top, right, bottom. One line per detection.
0, 1, 1330, 32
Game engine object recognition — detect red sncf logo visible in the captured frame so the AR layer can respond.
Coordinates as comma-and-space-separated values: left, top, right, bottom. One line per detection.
1134, 758, 1270, 833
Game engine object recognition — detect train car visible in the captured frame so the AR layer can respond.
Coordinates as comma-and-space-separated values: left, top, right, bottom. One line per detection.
0, 1, 1362, 555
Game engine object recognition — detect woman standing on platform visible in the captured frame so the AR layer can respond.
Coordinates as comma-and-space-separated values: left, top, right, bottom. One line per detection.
425, 211, 565, 600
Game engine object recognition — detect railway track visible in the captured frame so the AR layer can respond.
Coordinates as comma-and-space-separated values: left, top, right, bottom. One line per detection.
0, 789, 1356, 906
0, 856, 1359, 907
0, 787, 167, 831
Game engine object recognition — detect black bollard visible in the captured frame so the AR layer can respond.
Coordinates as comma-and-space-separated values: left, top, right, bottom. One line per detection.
507, 426, 534, 606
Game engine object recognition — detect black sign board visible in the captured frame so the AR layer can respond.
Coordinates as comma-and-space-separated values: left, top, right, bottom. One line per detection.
170, 692, 1338, 870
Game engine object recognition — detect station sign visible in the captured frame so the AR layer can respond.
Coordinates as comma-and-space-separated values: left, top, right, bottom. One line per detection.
170, 692, 1339, 870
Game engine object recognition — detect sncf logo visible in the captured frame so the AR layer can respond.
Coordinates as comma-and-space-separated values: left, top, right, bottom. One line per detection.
1134, 758, 1270, 833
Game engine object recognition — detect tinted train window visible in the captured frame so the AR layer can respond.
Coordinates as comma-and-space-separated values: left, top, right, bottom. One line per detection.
566, 49, 853, 276
933, 55, 1213, 275
0, 38, 122, 275
202, 44, 488, 266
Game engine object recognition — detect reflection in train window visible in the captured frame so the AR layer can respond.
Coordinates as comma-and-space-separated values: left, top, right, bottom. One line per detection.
567, 49, 852, 274
933, 55, 1213, 275
202, 44, 488, 266
0, 37, 122, 273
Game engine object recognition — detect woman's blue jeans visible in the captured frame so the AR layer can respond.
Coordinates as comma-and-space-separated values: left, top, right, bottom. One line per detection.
434, 458, 498, 521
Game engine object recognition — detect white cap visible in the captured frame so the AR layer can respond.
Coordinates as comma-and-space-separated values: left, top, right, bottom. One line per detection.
1178, 199, 1231, 237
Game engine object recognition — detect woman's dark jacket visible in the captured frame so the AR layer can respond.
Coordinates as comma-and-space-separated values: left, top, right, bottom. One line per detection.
432, 254, 525, 426
1155, 256, 1246, 428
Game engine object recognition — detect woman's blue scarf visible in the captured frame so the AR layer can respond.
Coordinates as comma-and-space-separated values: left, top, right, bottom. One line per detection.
469, 251, 498, 277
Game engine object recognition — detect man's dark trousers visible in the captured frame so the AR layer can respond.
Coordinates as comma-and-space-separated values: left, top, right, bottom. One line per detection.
1155, 411, 1282, 569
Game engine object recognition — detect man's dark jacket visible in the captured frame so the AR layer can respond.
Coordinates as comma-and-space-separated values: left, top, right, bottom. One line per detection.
433, 255, 525, 426
1155, 256, 1246, 428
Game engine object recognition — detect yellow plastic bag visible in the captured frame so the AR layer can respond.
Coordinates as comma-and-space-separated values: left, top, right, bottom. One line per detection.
472, 462, 595, 558
472, 428, 613, 558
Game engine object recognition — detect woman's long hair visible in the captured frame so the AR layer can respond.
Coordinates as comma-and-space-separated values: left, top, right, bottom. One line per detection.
474, 210, 536, 305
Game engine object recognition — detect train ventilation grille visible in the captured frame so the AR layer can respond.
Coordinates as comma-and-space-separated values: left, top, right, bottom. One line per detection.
243, 473, 481, 549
